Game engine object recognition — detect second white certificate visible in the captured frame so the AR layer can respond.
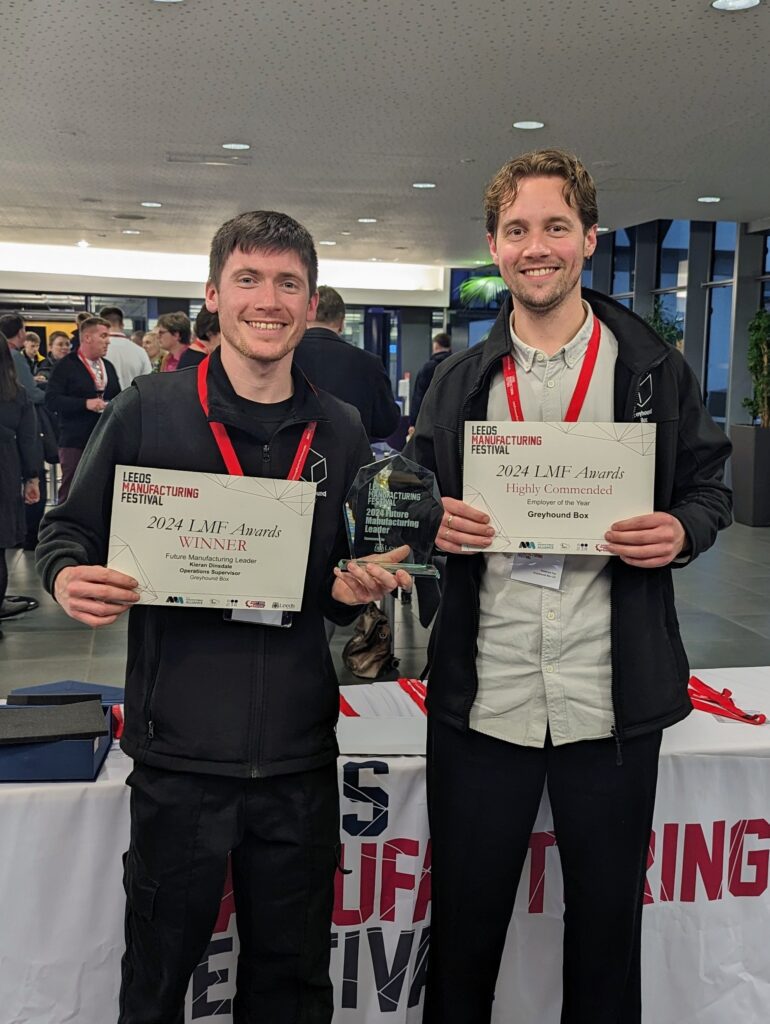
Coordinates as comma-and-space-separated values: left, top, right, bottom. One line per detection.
462, 422, 656, 555
108, 465, 317, 609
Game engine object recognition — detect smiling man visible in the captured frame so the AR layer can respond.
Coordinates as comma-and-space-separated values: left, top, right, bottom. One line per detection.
37, 211, 411, 1024
408, 150, 732, 1023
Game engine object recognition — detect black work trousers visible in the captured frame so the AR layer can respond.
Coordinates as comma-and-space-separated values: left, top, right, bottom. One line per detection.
118, 760, 339, 1024
423, 719, 662, 1024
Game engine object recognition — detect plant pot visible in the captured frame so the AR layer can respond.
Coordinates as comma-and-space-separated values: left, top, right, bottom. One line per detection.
731, 424, 770, 527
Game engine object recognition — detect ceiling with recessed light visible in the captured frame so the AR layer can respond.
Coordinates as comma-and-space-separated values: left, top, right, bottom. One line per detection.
0, 0, 768, 266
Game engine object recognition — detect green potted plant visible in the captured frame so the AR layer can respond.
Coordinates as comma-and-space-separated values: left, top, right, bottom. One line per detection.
643, 299, 684, 349
731, 308, 770, 526
456, 274, 507, 308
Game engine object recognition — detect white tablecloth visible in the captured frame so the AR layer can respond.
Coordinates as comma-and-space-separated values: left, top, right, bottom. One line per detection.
1, 667, 769, 1023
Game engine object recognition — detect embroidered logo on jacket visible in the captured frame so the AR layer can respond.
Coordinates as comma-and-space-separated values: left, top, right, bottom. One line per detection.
303, 448, 328, 497
633, 373, 653, 422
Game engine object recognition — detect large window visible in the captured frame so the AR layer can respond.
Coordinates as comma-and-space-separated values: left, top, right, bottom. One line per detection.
711, 222, 736, 282
611, 228, 635, 298
657, 220, 688, 290
704, 285, 732, 423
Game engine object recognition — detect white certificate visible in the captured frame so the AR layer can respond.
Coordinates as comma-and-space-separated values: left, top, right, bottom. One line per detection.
462, 422, 656, 555
107, 465, 316, 609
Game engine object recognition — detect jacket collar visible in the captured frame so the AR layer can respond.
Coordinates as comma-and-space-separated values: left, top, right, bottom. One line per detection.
205, 347, 328, 431
477, 287, 672, 390
300, 326, 344, 344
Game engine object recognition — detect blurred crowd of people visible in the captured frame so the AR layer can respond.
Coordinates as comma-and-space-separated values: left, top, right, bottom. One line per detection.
0, 290, 411, 637
0, 303, 224, 634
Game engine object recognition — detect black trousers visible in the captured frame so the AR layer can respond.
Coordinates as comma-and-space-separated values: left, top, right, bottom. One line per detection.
119, 760, 340, 1024
423, 719, 662, 1024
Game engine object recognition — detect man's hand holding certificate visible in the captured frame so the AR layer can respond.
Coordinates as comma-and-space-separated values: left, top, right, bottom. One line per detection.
461, 421, 657, 556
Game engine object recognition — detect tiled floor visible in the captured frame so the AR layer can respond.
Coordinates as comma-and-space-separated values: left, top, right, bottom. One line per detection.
2, 522, 769, 699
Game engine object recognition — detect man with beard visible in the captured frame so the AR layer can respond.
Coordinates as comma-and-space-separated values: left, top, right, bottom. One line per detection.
37, 210, 412, 1024
409, 149, 731, 1023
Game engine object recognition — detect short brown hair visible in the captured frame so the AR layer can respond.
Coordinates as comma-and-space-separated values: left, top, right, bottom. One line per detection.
208, 210, 318, 295
432, 331, 451, 350
157, 311, 191, 345
315, 285, 345, 325
79, 316, 110, 334
484, 148, 598, 237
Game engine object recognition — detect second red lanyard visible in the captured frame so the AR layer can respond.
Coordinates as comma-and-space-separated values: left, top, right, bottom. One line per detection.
196, 356, 316, 480
501, 314, 602, 423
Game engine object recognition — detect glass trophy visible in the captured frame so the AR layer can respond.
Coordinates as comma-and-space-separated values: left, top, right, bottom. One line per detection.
340, 454, 444, 578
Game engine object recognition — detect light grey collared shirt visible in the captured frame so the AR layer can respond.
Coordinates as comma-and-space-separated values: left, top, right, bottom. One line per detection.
470, 302, 620, 747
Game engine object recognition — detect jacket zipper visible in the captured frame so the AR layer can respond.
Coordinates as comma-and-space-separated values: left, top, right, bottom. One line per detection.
244, 442, 273, 778
144, 623, 164, 743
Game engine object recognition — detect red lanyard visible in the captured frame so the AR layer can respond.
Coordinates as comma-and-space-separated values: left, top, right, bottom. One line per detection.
196, 356, 316, 480
688, 675, 766, 725
501, 314, 602, 422
77, 351, 106, 391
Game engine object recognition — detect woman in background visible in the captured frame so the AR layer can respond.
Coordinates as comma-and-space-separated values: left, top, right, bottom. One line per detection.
0, 335, 40, 632
37, 331, 72, 383
142, 330, 164, 372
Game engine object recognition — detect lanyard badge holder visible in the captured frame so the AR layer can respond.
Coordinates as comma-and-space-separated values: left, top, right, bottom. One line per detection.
197, 357, 317, 628
505, 316, 602, 590
688, 675, 766, 725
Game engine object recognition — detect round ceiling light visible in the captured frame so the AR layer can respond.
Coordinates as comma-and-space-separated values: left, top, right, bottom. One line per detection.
412, 182, 436, 189
122, 229, 141, 235
513, 120, 545, 130
221, 142, 250, 151
76, 240, 90, 248
711, 0, 760, 11
319, 240, 336, 246
141, 201, 163, 208
358, 217, 377, 224
697, 196, 722, 203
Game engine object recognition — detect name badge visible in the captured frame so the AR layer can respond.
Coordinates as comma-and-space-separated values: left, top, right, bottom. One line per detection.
509, 554, 564, 590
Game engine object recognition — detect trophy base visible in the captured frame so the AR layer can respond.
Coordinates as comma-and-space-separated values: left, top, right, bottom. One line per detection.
337, 560, 440, 579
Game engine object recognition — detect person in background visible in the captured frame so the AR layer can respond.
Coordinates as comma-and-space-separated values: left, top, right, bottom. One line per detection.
0, 315, 45, 411
293, 284, 400, 441
70, 311, 91, 353
0, 314, 48, 552
409, 331, 451, 429
175, 309, 212, 370
141, 330, 163, 372
157, 311, 193, 372
130, 329, 145, 347
191, 307, 222, 358
23, 332, 47, 381
45, 316, 120, 501
411, 148, 732, 1024
38, 332, 72, 381
98, 306, 152, 390
0, 335, 40, 628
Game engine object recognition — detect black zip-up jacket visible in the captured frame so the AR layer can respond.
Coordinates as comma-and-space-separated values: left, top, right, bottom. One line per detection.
37, 352, 372, 778
409, 289, 732, 743
293, 327, 401, 440
45, 351, 121, 448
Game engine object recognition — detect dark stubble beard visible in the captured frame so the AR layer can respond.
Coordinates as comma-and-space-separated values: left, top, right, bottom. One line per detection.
509, 263, 583, 315
225, 331, 300, 365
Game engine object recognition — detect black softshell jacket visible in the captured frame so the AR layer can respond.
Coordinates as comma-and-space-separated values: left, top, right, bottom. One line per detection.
37, 352, 371, 778
408, 289, 732, 743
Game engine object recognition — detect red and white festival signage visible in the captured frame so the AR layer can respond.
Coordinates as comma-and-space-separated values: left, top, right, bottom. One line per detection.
0, 669, 768, 1023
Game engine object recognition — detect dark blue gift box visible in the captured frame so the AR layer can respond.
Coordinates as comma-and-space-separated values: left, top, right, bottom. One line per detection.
0, 681, 124, 782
